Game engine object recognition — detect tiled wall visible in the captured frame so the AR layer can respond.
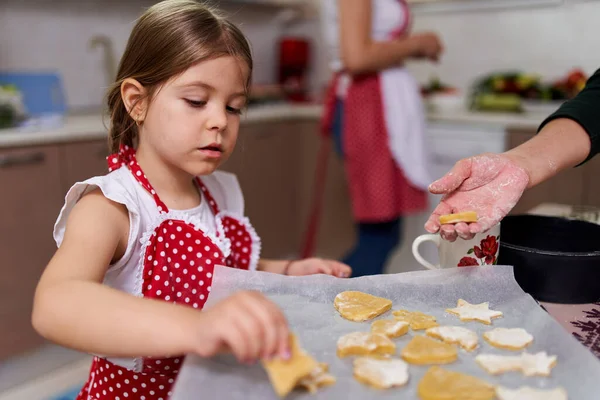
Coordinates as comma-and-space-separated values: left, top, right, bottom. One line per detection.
2, 0, 598, 111
0, 0, 324, 111
404, 1, 600, 91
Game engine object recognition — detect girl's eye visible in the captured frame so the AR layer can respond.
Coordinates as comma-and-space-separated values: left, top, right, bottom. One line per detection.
226, 106, 243, 115
185, 99, 206, 107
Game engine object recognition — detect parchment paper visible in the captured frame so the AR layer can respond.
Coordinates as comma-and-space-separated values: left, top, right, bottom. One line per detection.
171, 265, 600, 399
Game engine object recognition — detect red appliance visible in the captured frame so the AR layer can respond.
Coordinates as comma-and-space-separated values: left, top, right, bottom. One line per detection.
278, 37, 310, 102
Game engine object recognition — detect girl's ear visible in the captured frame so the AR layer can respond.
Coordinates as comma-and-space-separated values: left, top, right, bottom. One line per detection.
121, 78, 148, 123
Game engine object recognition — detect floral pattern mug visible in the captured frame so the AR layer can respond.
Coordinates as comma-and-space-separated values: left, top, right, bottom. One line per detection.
412, 224, 500, 270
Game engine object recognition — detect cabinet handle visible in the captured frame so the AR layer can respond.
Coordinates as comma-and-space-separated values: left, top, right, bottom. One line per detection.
0, 152, 45, 168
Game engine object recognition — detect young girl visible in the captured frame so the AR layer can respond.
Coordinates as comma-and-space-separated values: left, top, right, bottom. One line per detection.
32, 1, 351, 399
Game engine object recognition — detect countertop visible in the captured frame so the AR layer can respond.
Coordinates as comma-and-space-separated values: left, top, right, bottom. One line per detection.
0, 103, 548, 149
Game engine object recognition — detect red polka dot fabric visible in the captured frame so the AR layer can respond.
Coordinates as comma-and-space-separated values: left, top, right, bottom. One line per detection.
342, 73, 427, 222
75, 146, 258, 399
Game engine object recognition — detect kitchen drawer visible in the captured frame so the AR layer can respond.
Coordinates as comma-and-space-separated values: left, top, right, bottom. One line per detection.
427, 123, 506, 165
0, 145, 63, 360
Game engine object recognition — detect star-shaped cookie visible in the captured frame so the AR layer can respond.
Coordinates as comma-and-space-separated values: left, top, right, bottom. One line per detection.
446, 299, 503, 325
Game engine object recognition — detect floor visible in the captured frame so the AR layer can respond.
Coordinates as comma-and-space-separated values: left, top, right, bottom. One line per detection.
0, 345, 89, 400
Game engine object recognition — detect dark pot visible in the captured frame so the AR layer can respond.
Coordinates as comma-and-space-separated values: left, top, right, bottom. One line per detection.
498, 215, 600, 304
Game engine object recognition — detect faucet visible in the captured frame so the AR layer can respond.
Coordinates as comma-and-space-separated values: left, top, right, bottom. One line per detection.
89, 35, 117, 87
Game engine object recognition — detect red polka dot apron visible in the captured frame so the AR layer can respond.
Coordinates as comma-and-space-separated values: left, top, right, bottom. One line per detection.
301, 0, 426, 257
75, 145, 259, 400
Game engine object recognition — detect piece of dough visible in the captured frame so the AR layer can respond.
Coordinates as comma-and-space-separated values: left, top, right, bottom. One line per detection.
262, 334, 318, 398
353, 357, 409, 389
371, 319, 409, 338
296, 363, 336, 394
475, 351, 557, 377
483, 328, 533, 350
401, 335, 458, 365
334, 291, 393, 322
426, 326, 479, 351
392, 309, 439, 330
446, 299, 503, 325
417, 366, 495, 400
337, 332, 396, 358
496, 386, 568, 400
439, 211, 478, 225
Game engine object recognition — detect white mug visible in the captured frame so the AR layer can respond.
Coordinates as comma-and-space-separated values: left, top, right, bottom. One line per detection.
412, 224, 501, 270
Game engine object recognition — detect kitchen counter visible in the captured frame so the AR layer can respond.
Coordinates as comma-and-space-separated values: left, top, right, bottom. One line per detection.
0, 104, 324, 149
0, 103, 547, 149
428, 108, 547, 130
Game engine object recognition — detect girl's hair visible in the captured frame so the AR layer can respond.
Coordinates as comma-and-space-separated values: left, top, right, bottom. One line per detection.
107, 0, 253, 153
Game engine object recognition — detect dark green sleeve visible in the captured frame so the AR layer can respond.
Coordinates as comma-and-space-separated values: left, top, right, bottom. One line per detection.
538, 68, 600, 164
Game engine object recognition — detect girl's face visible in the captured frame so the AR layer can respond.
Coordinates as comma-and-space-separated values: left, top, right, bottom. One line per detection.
139, 56, 249, 177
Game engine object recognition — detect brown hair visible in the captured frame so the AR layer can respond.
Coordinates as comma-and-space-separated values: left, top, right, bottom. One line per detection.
106, 0, 253, 153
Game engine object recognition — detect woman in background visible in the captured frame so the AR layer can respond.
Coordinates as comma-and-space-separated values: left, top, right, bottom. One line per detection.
316, 0, 443, 276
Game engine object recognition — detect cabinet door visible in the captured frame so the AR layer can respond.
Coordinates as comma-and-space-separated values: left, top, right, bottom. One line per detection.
506, 129, 584, 214
581, 156, 600, 207
220, 122, 301, 258
0, 145, 63, 360
61, 140, 110, 194
297, 121, 354, 259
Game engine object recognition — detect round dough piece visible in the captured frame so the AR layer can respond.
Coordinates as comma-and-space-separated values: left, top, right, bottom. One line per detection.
418, 366, 496, 400
401, 335, 458, 365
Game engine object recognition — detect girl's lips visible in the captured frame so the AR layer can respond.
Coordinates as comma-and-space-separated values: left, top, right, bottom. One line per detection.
197, 148, 223, 159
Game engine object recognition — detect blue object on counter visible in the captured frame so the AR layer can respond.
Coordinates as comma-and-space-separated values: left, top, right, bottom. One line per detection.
0, 71, 67, 117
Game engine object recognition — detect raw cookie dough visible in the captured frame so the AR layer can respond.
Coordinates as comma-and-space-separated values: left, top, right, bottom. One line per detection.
353, 357, 409, 389
296, 363, 336, 394
371, 319, 410, 338
417, 366, 495, 400
439, 211, 478, 225
392, 309, 439, 330
401, 335, 458, 365
334, 291, 393, 322
446, 299, 503, 325
426, 326, 479, 351
475, 351, 557, 377
262, 334, 319, 398
483, 327, 533, 350
496, 386, 568, 400
337, 332, 396, 358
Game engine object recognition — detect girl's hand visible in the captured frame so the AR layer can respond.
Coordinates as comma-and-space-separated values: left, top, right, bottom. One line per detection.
286, 258, 352, 278
193, 291, 290, 364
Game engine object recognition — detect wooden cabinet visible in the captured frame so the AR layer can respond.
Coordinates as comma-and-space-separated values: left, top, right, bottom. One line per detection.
506, 127, 600, 214
60, 140, 110, 193
220, 122, 303, 258
221, 120, 354, 260
0, 145, 63, 360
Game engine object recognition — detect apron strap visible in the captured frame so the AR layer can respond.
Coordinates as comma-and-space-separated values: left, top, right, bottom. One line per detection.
194, 178, 221, 215
107, 144, 170, 213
